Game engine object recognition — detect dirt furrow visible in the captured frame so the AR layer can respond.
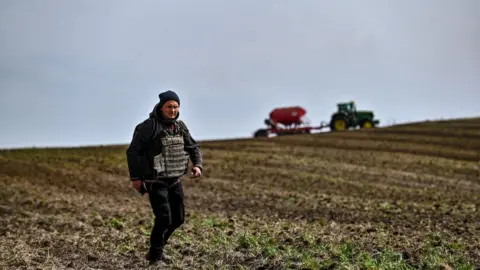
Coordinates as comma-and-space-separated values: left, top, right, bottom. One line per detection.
1, 117, 480, 269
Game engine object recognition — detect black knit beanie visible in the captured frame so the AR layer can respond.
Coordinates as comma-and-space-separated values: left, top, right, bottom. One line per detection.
158, 90, 180, 107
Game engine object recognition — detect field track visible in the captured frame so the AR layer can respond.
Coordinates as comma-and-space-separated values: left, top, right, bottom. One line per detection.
1, 117, 479, 269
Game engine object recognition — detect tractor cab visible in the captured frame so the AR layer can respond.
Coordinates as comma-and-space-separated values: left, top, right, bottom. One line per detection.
337, 101, 357, 113
336, 101, 358, 126
329, 100, 379, 131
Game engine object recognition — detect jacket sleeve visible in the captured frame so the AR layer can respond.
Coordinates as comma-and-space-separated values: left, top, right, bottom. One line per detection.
126, 119, 155, 180
183, 126, 203, 171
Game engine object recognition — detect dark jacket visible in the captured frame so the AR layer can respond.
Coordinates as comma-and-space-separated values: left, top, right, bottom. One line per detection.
126, 102, 203, 181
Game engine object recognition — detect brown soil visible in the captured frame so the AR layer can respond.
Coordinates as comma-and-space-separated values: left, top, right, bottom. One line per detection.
1, 118, 479, 269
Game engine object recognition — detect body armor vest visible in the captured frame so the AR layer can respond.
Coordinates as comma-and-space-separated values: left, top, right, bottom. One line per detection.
152, 124, 190, 179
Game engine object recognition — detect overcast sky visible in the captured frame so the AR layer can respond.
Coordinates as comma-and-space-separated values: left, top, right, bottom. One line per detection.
1, 0, 479, 148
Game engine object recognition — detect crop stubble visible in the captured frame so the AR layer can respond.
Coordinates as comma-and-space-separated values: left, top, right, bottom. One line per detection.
0, 118, 479, 269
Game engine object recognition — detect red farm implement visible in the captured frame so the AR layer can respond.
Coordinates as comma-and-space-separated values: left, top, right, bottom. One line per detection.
253, 106, 328, 138
252, 102, 380, 138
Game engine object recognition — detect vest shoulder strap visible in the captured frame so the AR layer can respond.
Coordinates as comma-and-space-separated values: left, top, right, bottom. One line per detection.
177, 120, 189, 133
150, 119, 188, 140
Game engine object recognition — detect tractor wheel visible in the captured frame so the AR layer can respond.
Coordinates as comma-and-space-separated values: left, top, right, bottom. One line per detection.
331, 118, 348, 131
254, 129, 268, 138
361, 120, 374, 128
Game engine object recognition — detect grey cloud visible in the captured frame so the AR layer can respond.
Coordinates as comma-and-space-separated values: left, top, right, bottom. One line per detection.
0, 0, 479, 148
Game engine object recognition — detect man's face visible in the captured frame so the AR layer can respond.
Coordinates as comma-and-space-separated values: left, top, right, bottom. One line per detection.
161, 100, 179, 119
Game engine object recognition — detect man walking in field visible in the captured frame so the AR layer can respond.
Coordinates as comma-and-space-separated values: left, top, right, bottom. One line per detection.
126, 90, 203, 264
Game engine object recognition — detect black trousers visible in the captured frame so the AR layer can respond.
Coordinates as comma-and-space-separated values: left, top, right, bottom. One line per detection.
147, 179, 185, 255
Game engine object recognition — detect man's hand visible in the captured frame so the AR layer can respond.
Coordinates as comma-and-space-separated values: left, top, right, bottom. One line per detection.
132, 179, 142, 192
191, 166, 202, 178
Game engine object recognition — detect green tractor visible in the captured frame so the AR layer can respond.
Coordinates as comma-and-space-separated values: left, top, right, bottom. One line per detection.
329, 101, 380, 131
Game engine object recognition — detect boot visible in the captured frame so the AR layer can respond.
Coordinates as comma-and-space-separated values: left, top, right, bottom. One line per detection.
145, 248, 173, 265
145, 248, 163, 264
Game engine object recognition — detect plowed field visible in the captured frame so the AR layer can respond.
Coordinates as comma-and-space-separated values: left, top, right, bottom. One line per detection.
1, 117, 479, 269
